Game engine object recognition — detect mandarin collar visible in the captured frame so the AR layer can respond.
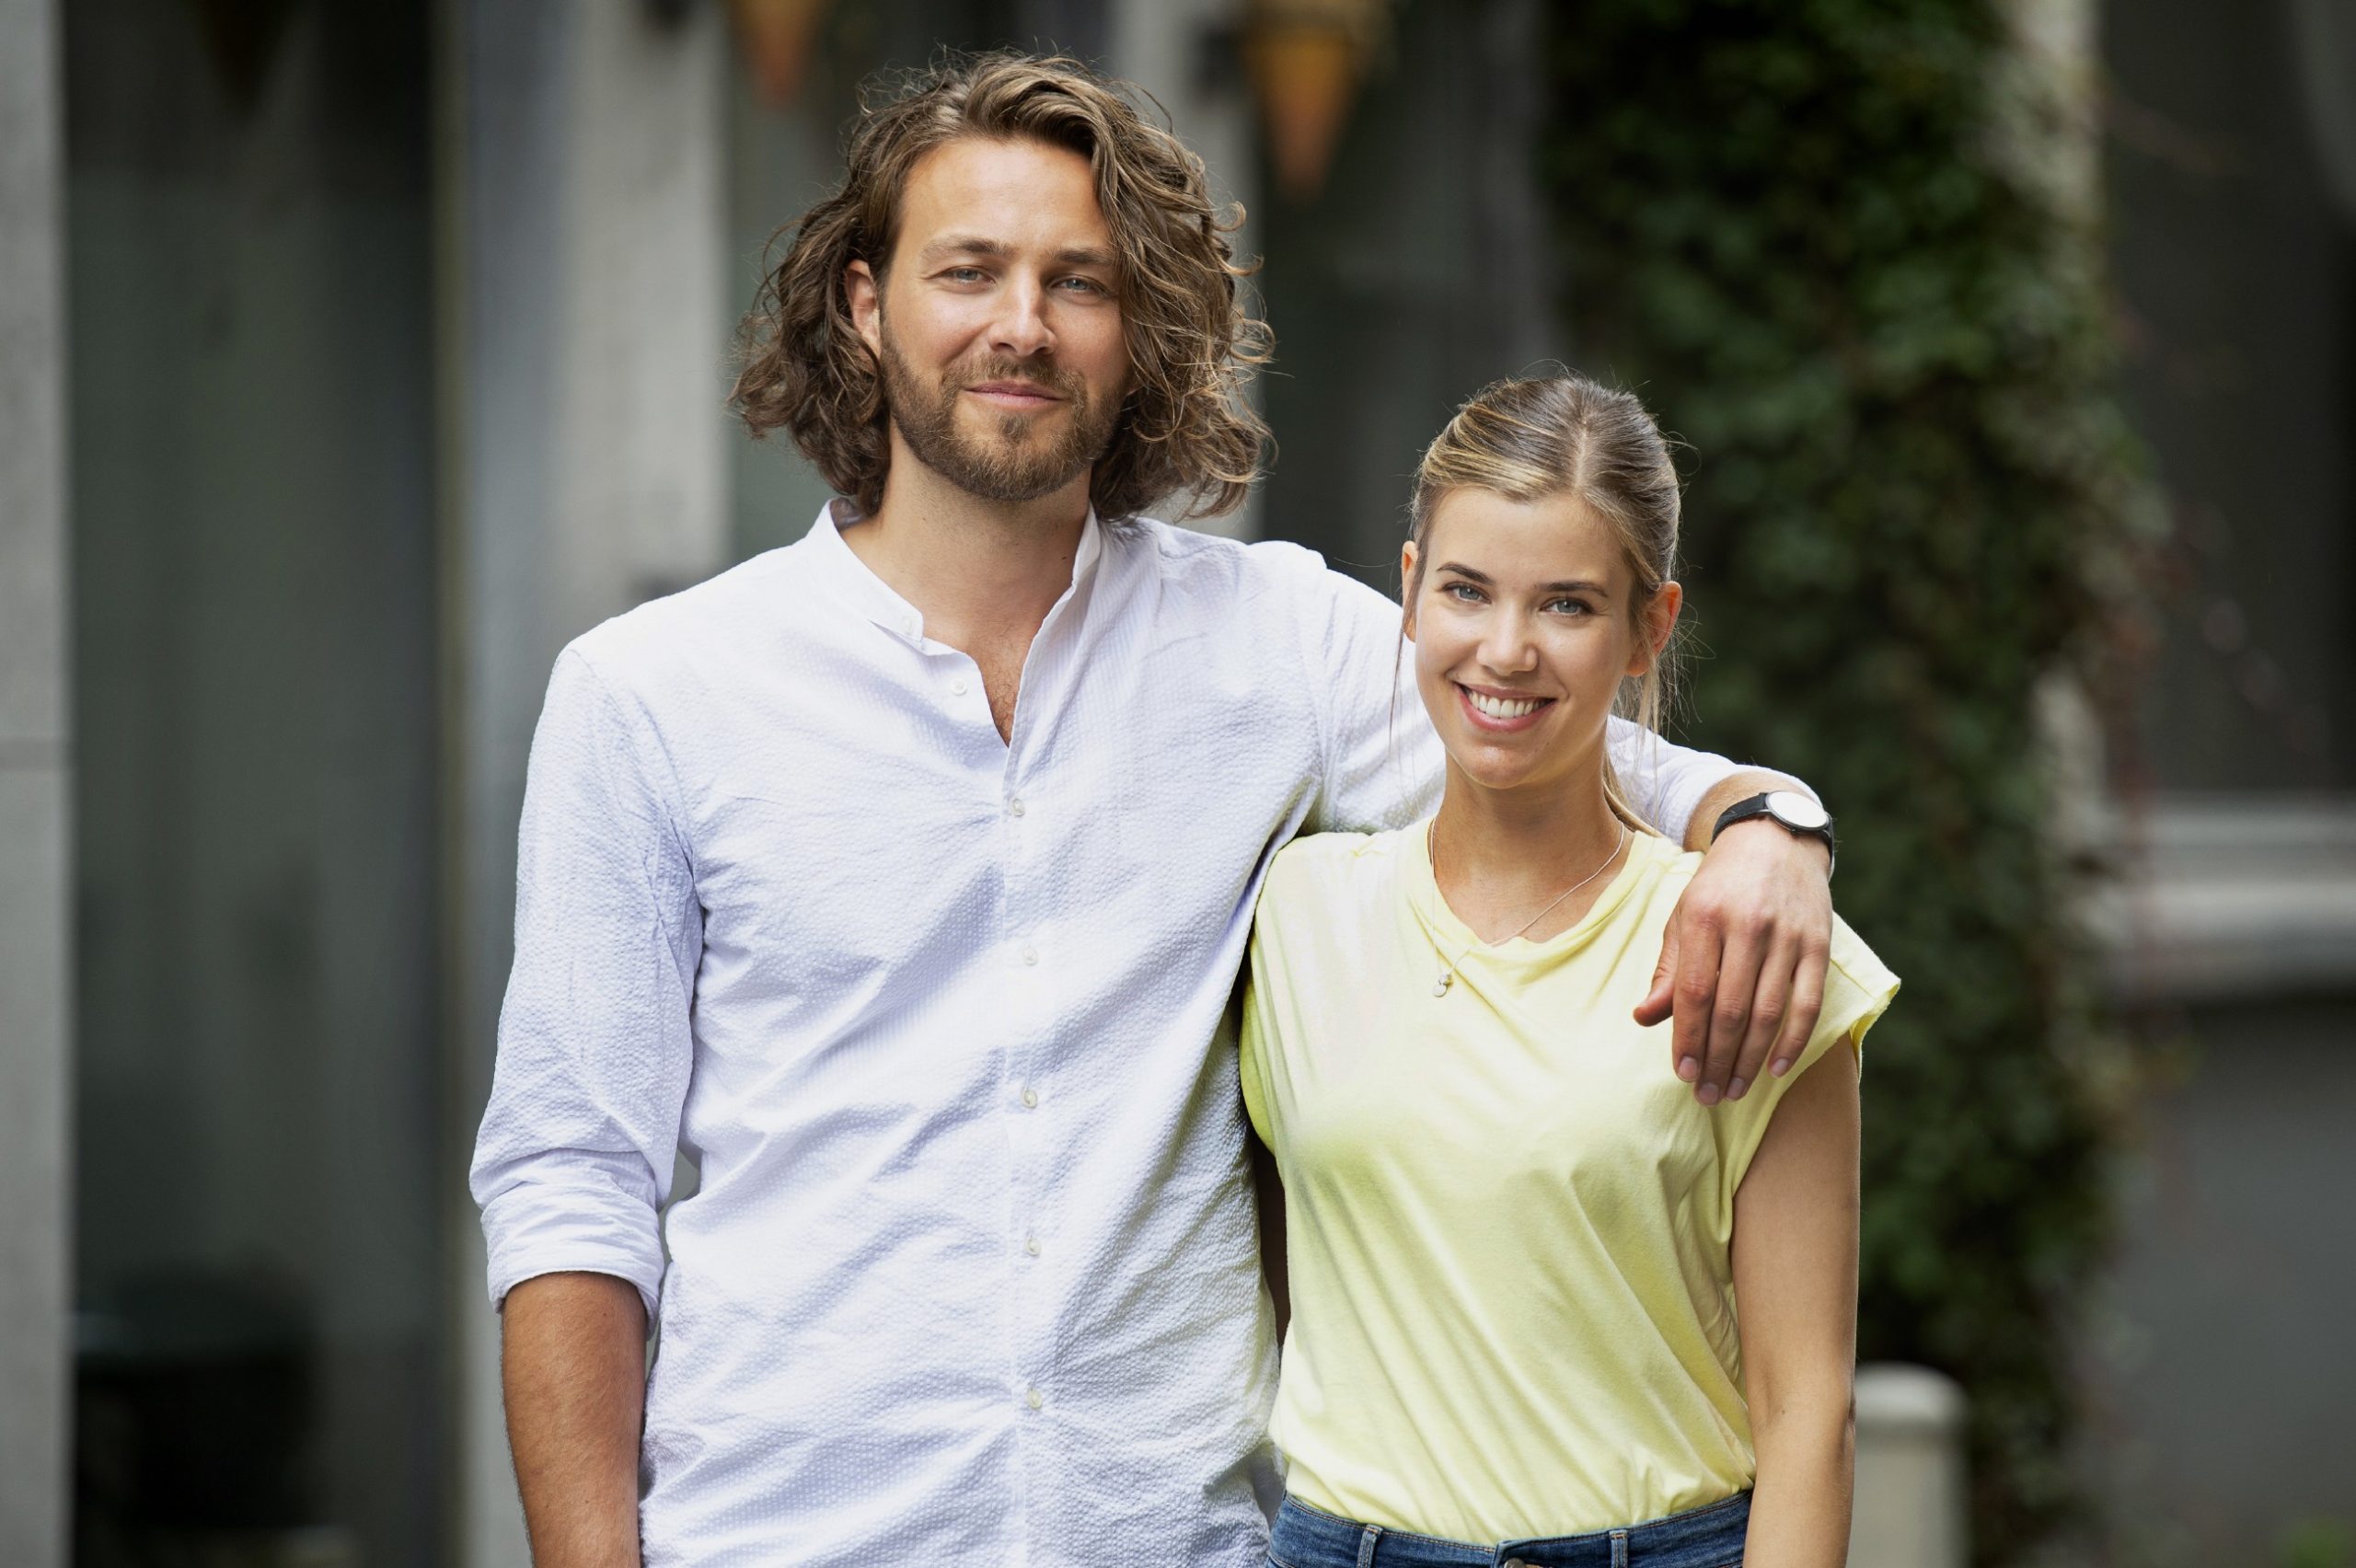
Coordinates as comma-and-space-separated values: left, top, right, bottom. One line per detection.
810, 499, 1106, 649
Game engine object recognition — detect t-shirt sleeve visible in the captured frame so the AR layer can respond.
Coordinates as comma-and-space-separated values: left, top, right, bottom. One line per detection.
1713, 916, 1899, 1201
1237, 908, 1289, 1151
1238, 837, 1334, 1152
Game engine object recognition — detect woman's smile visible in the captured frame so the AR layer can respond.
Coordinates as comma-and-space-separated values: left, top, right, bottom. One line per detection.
1456, 683, 1555, 732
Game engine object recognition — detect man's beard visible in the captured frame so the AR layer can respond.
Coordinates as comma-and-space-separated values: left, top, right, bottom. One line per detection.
877, 318, 1123, 507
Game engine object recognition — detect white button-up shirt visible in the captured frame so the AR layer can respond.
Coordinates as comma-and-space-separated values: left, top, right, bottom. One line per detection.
470, 506, 1744, 1568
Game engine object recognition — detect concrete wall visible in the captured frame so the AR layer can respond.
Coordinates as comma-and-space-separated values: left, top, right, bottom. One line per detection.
2086, 801, 2356, 1565
441, 5, 731, 1561
0, 1, 70, 1562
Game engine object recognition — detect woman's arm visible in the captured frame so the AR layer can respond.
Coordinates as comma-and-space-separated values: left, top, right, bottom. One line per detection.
1729, 1043, 1861, 1568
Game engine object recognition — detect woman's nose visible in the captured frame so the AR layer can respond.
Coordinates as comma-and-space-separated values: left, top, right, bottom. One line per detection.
1478, 614, 1538, 674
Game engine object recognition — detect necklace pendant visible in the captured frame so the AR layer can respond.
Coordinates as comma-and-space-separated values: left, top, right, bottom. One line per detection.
1433, 972, 1453, 998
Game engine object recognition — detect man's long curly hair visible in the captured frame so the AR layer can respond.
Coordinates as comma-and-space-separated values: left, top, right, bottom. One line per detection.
730, 52, 1273, 524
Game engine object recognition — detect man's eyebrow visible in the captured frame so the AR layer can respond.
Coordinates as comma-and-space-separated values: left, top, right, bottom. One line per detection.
915, 236, 1015, 264
913, 236, 1119, 271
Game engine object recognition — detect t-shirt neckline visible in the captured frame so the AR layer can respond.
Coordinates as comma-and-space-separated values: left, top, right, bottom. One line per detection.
1406, 817, 1673, 963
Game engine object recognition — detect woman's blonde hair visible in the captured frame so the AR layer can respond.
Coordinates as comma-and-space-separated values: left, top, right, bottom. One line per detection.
1408, 373, 1683, 828
730, 52, 1272, 523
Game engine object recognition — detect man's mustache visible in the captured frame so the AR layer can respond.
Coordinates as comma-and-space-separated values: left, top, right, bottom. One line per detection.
950, 359, 1082, 398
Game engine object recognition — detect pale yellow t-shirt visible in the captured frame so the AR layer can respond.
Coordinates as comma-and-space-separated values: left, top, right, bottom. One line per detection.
1240, 825, 1899, 1541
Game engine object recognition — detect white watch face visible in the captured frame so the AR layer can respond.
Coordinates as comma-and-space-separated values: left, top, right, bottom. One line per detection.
1764, 790, 1831, 832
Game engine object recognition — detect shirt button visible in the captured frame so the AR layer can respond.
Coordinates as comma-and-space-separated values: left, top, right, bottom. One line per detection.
951, 676, 969, 697
1025, 1387, 1045, 1412
1020, 1086, 1039, 1109
1006, 796, 1026, 817
1021, 943, 1038, 965
1024, 1235, 1042, 1257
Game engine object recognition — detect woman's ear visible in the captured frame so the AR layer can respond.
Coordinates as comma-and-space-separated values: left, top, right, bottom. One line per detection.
1399, 541, 1421, 641
1627, 580, 1683, 675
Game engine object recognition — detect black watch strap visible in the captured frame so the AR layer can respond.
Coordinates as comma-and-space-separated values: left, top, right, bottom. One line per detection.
1711, 790, 1836, 875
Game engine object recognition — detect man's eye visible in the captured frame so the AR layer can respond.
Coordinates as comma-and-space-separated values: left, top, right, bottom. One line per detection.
944, 267, 987, 283
1056, 276, 1109, 294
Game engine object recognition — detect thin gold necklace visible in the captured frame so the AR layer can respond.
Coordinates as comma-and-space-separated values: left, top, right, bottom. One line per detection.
1425, 817, 1630, 998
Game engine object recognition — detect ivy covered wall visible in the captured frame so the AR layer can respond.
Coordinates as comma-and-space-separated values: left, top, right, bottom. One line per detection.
1539, 2, 2150, 1560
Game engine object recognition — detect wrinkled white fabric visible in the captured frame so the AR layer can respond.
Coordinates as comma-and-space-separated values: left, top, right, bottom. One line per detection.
470, 504, 1749, 1567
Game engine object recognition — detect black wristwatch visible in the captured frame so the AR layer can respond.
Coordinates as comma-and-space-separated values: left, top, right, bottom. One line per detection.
1711, 790, 1836, 875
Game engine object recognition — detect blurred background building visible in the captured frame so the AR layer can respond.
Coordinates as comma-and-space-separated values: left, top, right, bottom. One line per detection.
0, 1, 2349, 1565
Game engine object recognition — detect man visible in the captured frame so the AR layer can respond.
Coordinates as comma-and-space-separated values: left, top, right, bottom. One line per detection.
473, 52, 1839, 1568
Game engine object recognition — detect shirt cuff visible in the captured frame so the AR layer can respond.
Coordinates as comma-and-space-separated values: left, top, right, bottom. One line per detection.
480, 1181, 667, 1322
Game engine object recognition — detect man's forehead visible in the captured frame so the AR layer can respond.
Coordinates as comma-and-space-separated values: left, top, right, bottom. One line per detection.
895, 136, 1112, 255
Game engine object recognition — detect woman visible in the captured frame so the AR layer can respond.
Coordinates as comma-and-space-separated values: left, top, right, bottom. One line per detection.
1242, 375, 1899, 1568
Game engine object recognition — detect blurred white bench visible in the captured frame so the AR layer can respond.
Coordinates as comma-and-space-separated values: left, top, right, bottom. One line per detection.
1852, 1364, 1969, 1568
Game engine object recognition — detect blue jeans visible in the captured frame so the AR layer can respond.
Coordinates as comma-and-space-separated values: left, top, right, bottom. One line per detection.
1267, 1492, 1749, 1568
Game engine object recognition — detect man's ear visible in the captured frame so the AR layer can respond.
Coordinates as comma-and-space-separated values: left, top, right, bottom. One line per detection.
1628, 580, 1683, 675
846, 259, 884, 360
1400, 541, 1421, 641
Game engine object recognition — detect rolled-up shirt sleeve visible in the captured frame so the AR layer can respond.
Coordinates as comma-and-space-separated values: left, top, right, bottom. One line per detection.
470, 646, 700, 1320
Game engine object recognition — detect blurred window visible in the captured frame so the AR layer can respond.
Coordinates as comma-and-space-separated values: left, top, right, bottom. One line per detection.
2108, 0, 2356, 792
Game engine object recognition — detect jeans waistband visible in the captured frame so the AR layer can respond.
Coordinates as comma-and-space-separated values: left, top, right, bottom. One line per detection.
1267, 1492, 1750, 1568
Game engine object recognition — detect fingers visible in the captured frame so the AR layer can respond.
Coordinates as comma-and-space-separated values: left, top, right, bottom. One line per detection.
1693, 917, 1763, 1106
1768, 939, 1831, 1080
1726, 933, 1795, 1101
1634, 925, 1680, 1029
1669, 918, 1725, 1091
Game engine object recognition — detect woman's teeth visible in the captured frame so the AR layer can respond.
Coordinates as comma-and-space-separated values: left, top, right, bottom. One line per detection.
1467, 689, 1543, 720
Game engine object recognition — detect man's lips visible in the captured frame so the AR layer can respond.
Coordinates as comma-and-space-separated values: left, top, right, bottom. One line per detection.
964, 380, 1065, 408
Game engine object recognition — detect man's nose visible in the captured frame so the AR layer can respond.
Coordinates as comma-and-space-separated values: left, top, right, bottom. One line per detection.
989, 277, 1056, 359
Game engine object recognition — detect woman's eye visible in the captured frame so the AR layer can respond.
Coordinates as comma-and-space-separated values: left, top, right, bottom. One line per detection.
1444, 582, 1484, 603
1546, 597, 1594, 617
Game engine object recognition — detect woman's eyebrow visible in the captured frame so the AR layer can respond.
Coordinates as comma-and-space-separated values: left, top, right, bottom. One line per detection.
1438, 562, 1611, 597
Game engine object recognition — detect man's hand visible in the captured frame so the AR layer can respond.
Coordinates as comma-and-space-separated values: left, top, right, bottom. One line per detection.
1638, 803, 1834, 1105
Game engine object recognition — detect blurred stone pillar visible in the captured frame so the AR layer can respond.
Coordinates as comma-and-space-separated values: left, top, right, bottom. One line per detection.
438, 3, 731, 1562
1852, 1364, 1969, 1568
1108, 0, 1265, 538
0, 0, 70, 1564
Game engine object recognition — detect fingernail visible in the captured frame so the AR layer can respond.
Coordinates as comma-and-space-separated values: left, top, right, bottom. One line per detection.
1771, 1057, 1793, 1078
1677, 1055, 1699, 1082
1696, 1082, 1721, 1106
1727, 1077, 1748, 1100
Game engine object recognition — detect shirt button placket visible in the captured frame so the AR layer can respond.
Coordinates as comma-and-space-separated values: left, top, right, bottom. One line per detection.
1002, 763, 1053, 1457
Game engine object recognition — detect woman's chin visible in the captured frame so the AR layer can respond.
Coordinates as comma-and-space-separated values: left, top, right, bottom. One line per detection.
1442, 746, 1553, 795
